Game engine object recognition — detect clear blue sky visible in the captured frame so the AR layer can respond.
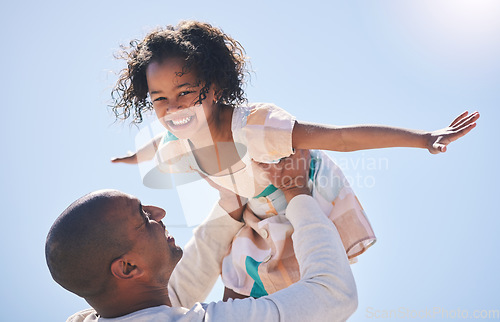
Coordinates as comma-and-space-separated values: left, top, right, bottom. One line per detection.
1, 0, 498, 320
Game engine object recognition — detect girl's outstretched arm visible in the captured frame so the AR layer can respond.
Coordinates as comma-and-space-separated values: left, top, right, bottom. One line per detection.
292, 111, 479, 154
111, 134, 163, 164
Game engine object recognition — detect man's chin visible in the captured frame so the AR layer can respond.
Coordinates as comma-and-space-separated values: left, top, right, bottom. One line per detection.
174, 248, 183, 263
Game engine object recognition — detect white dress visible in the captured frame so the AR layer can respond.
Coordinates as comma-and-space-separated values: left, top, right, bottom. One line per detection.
154, 103, 376, 296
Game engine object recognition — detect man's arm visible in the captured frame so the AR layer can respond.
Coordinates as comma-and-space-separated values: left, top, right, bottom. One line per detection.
168, 201, 245, 308
201, 150, 358, 321
168, 169, 249, 307
201, 194, 357, 321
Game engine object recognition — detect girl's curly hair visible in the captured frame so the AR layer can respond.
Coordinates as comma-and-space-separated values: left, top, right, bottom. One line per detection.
111, 20, 249, 124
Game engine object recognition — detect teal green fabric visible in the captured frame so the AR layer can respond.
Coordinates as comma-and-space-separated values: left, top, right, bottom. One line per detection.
253, 184, 278, 199
162, 131, 179, 144
309, 157, 318, 180
245, 256, 268, 298
253, 158, 317, 199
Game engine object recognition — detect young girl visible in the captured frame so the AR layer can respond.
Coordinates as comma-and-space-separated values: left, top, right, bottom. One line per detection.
111, 20, 478, 300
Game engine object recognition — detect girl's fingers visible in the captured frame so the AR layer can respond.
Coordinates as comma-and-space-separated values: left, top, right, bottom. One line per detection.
450, 111, 478, 129
434, 142, 447, 153
458, 112, 479, 129
456, 122, 477, 137
449, 122, 477, 142
449, 111, 469, 127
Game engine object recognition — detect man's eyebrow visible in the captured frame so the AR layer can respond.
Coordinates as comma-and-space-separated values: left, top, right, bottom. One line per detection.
139, 202, 150, 216
136, 202, 146, 229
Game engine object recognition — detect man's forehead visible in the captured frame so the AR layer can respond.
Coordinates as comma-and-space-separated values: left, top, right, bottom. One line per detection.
121, 195, 142, 217
100, 192, 143, 222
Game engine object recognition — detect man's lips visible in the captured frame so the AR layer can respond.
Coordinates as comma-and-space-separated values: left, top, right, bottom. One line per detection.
165, 230, 175, 244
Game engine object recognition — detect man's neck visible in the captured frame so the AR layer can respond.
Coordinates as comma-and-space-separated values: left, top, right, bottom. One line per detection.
87, 288, 171, 318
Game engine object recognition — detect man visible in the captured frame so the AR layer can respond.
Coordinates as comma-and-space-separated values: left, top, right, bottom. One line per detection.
46, 151, 358, 321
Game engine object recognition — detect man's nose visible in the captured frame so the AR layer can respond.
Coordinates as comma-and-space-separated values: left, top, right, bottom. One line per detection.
143, 205, 166, 221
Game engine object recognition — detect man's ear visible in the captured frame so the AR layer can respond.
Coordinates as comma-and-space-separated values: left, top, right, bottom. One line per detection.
110, 256, 143, 280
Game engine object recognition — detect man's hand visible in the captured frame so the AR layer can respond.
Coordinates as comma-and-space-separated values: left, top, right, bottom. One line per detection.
427, 111, 479, 154
255, 149, 312, 203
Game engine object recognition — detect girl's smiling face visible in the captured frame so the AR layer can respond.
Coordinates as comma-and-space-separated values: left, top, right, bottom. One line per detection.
146, 57, 216, 140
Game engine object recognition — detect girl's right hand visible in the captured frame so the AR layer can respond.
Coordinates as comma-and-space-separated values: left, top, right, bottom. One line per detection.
111, 152, 138, 164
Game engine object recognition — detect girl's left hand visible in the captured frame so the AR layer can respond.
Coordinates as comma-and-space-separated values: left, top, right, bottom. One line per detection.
427, 111, 479, 154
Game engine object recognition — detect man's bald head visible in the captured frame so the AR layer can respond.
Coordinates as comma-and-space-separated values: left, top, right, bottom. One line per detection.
45, 190, 134, 298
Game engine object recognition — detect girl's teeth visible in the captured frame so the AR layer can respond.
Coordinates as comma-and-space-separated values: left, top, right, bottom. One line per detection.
171, 116, 192, 125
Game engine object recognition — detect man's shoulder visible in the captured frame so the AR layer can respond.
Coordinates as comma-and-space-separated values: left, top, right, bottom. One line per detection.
66, 308, 97, 322
67, 305, 205, 321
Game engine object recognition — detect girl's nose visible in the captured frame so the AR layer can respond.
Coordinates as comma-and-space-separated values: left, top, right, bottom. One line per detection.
166, 103, 184, 114
143, 205, 166, 221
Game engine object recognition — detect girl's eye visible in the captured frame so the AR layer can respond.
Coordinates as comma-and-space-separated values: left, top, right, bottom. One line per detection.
153, 97, 166, 102
179, 91, 194, 97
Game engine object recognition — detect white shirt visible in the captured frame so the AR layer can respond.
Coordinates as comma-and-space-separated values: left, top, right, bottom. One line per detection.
67, 195, 358, 322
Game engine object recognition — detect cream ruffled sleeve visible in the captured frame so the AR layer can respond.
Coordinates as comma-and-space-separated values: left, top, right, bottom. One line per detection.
233, 103, 296, 163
